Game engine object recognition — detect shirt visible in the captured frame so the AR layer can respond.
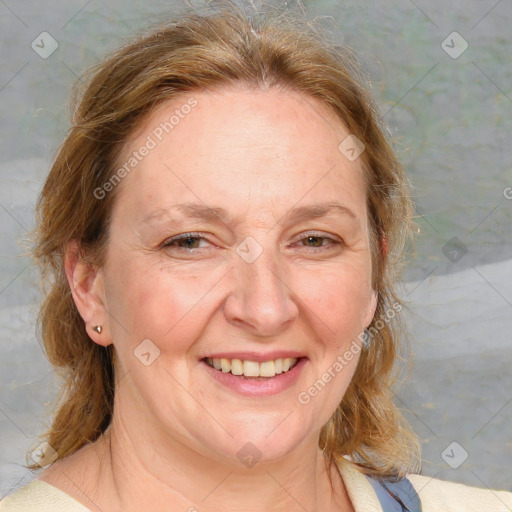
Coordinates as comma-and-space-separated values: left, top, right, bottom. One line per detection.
2, 457, 512, 511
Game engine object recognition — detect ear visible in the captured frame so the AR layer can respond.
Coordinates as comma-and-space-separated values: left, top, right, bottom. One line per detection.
363, 288, 378, 328
380, 232, 389, 258
362, 231, 386, 327
64, 239, 112, 346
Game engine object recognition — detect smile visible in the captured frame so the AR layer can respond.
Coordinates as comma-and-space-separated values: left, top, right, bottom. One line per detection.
203, 356, 300, 378
200, 357, 307, 397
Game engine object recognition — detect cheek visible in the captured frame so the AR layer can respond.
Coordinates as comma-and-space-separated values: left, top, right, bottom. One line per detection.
299, 265, 373, 333
105, 257, 199, 354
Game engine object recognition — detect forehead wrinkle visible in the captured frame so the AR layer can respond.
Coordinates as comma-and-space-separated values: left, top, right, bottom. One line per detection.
140, 202, 231, 225
281, 202, 360, 228
139, 201, 360, 231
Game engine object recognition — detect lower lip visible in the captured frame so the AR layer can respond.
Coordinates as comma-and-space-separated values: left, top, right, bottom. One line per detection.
201, 358, 307, 397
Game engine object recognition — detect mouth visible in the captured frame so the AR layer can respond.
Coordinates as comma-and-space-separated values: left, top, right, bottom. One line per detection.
201, 356, 304, 380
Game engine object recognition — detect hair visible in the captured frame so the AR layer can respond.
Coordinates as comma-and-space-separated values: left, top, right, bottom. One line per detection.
26, 0, 421, 480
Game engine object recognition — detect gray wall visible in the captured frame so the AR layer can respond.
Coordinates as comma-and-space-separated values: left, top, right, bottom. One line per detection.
1, 0, 511, 500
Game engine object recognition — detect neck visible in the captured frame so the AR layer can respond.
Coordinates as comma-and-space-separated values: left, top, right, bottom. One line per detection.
86, 414, 352, 512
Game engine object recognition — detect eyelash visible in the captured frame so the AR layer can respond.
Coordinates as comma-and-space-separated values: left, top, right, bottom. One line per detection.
162, 231, 342, 252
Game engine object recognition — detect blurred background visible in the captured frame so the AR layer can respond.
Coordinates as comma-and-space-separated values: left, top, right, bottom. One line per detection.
1, 0, 511, 501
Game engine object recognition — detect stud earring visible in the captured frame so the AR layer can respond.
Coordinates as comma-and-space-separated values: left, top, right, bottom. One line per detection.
93, 325, 103, 334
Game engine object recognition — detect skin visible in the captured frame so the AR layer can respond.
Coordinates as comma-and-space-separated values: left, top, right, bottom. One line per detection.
40, 86, 378, 512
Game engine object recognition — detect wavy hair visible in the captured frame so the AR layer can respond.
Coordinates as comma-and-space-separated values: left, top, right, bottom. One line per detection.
27, 0, 420, 479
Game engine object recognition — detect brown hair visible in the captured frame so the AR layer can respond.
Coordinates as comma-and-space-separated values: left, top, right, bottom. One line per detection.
27, 0, 420, 479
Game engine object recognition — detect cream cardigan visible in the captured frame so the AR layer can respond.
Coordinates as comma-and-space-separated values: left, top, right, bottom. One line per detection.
2, 459, 512, 511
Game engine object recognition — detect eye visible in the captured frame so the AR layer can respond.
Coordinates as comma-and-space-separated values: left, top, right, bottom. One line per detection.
161, 231, 342, 253
294, 231, 342, 250
162, 232, 211, 251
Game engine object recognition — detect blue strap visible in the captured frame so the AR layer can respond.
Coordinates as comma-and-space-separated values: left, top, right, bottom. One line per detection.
366, 475, 422, 512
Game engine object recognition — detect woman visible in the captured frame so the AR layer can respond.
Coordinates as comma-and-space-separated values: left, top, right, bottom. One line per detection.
1, 1, 511, 511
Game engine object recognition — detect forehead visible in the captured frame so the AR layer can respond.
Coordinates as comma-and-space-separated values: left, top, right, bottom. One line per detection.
112, 87, 368, 225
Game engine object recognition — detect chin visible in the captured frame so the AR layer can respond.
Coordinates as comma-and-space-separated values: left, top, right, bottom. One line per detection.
204, 425, 308, 467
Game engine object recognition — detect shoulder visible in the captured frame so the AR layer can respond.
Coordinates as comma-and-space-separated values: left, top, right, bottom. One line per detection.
336, 457, 512, 512
407, 473, 512, 512
0, 479, 90, 512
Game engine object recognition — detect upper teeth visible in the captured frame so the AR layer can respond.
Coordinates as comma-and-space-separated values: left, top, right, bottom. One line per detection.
205, 357, 299, 377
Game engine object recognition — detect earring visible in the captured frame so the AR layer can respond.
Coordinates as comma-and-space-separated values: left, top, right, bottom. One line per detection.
93, 325, 103, 334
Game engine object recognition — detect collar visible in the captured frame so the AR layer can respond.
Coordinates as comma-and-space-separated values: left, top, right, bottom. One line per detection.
335, 457, 386, 512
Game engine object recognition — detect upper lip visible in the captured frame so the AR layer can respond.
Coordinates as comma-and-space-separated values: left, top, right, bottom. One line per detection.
201, 351, 306, 363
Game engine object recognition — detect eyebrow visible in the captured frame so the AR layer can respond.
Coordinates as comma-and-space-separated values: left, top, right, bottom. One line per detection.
140, 201, 358, 227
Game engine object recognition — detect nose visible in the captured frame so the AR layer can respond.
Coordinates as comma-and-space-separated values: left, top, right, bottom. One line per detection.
222, 243, 299, 337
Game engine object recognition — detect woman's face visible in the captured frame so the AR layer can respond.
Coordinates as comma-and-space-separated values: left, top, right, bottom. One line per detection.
95, 87, 377, 464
